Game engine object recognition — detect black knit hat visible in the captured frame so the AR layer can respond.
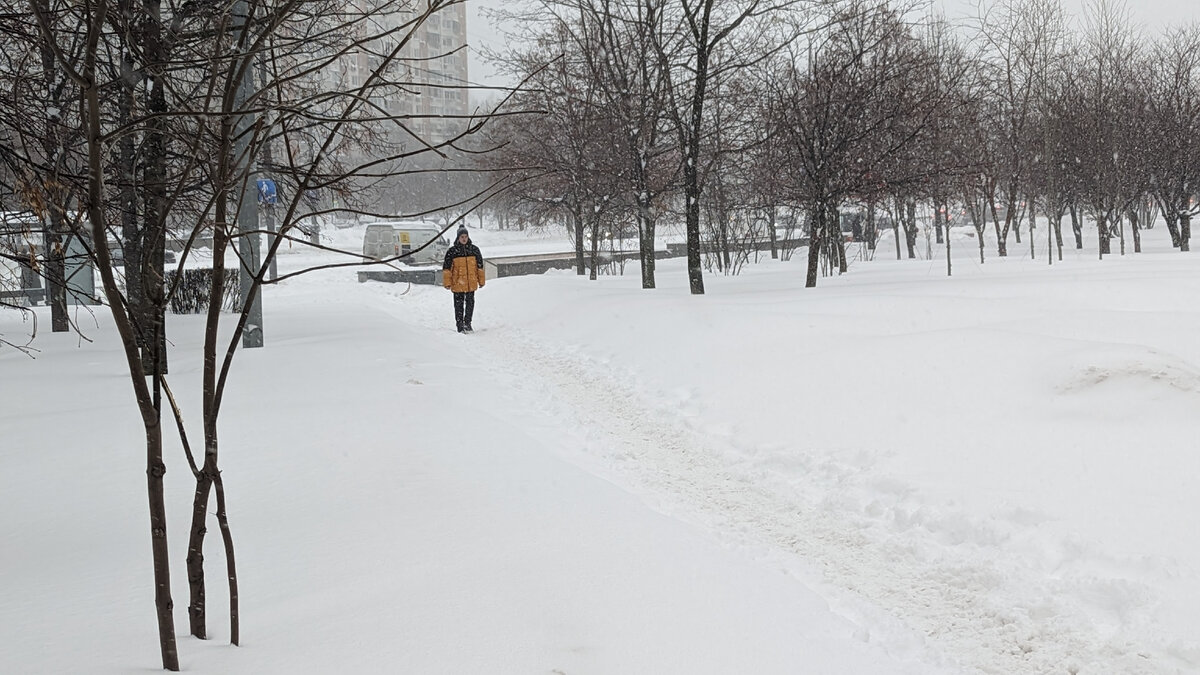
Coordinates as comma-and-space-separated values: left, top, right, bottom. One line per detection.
456, 226, 469, 238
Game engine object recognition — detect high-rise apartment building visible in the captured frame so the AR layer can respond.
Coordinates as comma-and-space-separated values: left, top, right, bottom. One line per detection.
332, 3, 469, 147
398, 5, 470, 144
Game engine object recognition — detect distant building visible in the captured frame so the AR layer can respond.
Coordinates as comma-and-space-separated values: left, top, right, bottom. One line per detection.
331, 3, 470, 149
398, 5, 470, 145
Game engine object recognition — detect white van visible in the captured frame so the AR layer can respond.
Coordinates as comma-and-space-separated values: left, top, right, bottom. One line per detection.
362, 222, 449, 266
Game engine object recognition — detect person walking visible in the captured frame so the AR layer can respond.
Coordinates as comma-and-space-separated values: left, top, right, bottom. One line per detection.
442, 226, 485, 332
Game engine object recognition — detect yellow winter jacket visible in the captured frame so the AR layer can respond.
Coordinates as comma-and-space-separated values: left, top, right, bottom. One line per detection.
442, 241, 485, 292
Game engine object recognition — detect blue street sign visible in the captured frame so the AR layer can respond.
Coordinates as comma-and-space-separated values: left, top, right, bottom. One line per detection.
256, 179, 278, 205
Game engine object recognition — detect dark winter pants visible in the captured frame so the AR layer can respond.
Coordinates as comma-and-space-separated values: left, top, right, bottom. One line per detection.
453, 291, 475, 330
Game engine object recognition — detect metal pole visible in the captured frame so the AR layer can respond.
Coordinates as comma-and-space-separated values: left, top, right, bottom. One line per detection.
234, 0, 263, 348
257, 50, 278, 282
265, 206, 277, 281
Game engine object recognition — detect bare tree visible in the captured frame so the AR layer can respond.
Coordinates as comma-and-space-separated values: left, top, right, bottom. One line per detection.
566, 0, 679, 288
653, 0, 802, 294
489, 15, 627, 278
1075, 0, 1140, 258
11, 0, 503, 669
0, 4, 89, 333
972, 0, 1063, 257
1145, 24, 1200, 252
769, 0, 958, 286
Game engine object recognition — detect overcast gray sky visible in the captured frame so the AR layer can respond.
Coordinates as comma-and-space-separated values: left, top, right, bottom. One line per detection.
465, 0, 1200, 95
937, 0, 1200, 28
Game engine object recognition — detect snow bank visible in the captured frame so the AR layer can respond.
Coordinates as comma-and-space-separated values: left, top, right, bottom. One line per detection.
2, 225, 1196, 674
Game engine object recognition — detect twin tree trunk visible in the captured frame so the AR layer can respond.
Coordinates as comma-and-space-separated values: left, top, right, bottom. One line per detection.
1164, 210, 1181, 247
1097, 213, 1111, 257
191, 109, 242, 645
1070, 204, 1083, 249
805, 201, 846, 287
1050, 209, 1064, 262
1127, 208, 1142, 254
187, 440, 238, 645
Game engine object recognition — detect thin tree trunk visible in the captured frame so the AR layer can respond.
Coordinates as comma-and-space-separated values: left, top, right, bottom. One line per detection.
942, 204, 951, 276
142, 0, 168, 375
1181, 212, 1192, 252
631, 136, 656, 288
589, 216, 600, 281
1117, 211, 1125, 255
573, 207, 585, 275
80, 24, 180, 666
638, 203, 656, 288
681, 19, 713, 296
145, 423, 178, 669
767, 206, 778, 259
892, 199, 902, 261
1070, 202, 1083, 249
187, 470, 213, 639
1053, 211, 1064, 261
829, 205, 846, 274
904, 199, 917, 259
684, 175, 704, 294
37, 23, 69, 332
43, 222, 69, 331
1128, 208, 1141, 253
212, 471, 239, 645
1048, 206, 1054, 266
1027, 196, 1035, 260
989, 198, 1008, 257
1097, 213, 1110, 258
118, 28, 142, 344
1013, 199, 1023, 245
865, 200, 877, 252
966, 193, 985, 263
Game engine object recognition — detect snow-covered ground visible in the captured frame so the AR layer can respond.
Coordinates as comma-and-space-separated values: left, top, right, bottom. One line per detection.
2, 223, 1197, 674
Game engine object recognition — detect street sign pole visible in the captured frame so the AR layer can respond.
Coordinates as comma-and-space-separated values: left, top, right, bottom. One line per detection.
234, 0, 263, 348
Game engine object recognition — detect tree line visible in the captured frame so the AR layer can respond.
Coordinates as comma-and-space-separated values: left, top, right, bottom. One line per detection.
482, 0, 1198, 291
0, 0, 504, 669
